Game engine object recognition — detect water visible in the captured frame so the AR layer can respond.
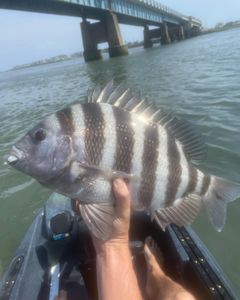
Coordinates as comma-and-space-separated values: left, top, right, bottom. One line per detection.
0, 28, 240, 294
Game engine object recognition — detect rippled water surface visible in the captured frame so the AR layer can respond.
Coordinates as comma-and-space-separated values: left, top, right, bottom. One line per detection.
0, 28, 240, 294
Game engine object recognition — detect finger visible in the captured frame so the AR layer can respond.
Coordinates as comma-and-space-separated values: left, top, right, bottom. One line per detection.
72, 199, 81, 214
113, 178, 131, 219
144, 237, 153, 259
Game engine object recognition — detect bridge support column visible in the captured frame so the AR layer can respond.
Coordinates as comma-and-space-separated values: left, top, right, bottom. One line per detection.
143, 26, 153, 48
81, 19, 102, 62
184, 21, 201, 38
80, 14, 127, 62
105, 13, 128, 57
161, 23, 171, 44
170, 25, 185, 41
191, 26, 201, 37
178, 25, 185, 40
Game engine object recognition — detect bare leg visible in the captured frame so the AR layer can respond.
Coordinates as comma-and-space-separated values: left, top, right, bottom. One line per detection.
144, 237, 196, 300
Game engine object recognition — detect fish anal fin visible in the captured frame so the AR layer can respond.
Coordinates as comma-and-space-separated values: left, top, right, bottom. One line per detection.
79, 203, 115, 240
153, 194, 202, 231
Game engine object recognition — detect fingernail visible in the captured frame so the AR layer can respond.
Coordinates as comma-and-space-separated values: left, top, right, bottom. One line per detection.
113, 178, 124, 190
145, 236, 151, 247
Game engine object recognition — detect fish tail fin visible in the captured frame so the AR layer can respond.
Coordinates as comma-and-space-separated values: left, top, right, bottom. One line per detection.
203, 176, 240, 232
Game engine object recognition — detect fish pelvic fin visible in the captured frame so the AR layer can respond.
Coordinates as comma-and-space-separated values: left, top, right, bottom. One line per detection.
202, 176, 240, 232
79, 203, 115, 240
153, 194, 202, 231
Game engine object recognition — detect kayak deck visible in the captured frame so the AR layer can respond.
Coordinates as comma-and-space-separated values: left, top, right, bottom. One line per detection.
0, 194, 238, 300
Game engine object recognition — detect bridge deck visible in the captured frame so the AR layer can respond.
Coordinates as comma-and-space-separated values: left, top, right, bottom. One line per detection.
0, 0, 201, 27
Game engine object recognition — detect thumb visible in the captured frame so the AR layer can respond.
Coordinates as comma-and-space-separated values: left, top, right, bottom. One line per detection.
113, 178, 131, 220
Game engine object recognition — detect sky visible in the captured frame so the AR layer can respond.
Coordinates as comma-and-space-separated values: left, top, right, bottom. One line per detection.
0, 0, 240, 71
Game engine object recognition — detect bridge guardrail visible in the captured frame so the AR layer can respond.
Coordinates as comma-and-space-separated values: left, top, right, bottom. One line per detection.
61, 0, 201, 26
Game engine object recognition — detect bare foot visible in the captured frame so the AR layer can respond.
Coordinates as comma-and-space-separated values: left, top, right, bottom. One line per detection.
144, 237, 196, 300
144, 236, 165, 300
144, 236, 164, 274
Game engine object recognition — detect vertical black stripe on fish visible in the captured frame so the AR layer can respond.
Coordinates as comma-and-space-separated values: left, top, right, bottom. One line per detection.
56, 107, 74, 136
200, 175, 210, 196
82, 103, 105, 166
165, 136, 181, 206
112, 107, 134, 173
184, 166, 197, 196
138, 124, 159, 207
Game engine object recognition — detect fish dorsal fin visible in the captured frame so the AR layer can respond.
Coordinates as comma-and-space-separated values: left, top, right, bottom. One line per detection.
158, 114, 206, 164
88, 82, 206, 164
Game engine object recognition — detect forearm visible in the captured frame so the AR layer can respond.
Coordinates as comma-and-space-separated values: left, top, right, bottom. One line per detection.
96, 243, 143, 300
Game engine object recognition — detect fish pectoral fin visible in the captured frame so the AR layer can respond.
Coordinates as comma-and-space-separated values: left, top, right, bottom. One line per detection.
79, 203, 115, 240
153, 194, 202, 231
76, 161, 139, 181
111, 170, 139, 181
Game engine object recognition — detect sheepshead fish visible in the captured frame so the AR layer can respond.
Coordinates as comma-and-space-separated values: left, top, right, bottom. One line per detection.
7, 82, 240, 239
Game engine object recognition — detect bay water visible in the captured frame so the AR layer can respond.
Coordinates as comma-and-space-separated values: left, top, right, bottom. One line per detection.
0, 28, 240, 294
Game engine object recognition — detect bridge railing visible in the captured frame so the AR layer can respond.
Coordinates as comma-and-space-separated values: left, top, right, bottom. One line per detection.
131, 0, 202, 25
67, 0, 186, 20
189, 16, 202, 25
62, 0, 201, 26
136, 0, 186, 20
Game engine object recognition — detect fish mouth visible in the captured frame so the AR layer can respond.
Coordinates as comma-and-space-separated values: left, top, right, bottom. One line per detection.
7, 146, 25, 165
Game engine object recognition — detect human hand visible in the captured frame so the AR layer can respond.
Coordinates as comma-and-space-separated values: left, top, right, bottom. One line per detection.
87, 179, 143, 300
91, 178, 131, 252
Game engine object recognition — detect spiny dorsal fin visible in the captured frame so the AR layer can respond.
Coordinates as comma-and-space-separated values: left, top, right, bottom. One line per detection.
87, 82, 206, 164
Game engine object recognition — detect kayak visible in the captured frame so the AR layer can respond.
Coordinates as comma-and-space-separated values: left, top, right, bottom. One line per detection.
0, 193, 238, 300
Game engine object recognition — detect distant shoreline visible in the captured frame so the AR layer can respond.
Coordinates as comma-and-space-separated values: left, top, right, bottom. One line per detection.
11, 53, 82, 71
10, 41, 143, 72
202, 21, 240, 35
8, 22, 240, 72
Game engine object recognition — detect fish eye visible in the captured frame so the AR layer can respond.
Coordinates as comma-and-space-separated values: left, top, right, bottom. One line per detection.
34, 129, 46, 142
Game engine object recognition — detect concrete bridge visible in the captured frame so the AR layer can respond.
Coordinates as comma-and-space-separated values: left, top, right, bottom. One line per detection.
0, 0, 202, 61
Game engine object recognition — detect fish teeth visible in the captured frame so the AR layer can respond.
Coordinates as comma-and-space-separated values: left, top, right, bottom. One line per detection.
7, 155, 18, 163
8, 145, 25, 162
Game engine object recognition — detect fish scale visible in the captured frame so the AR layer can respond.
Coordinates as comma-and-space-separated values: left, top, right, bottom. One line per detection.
151, 126, 169, 210
112, 107, 135, 174
194, 170, 204, 194
138, 124, 159, 207
185, 166, 198, 196
82, 104, 105, 166
165, 136, 181, 206
99, 104, 117, 169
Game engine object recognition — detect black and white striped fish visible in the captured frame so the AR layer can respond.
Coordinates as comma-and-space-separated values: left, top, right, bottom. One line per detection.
7, 82, 240, 239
